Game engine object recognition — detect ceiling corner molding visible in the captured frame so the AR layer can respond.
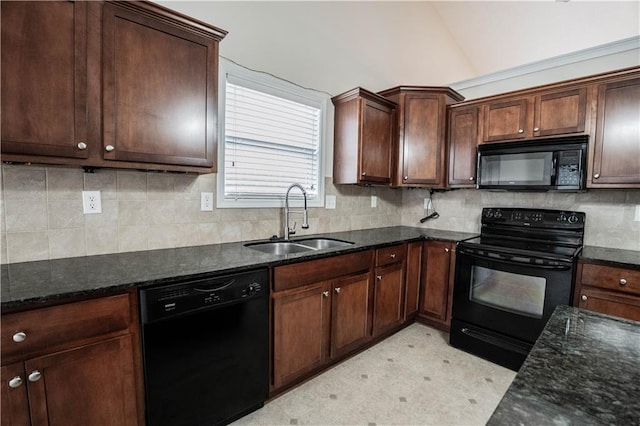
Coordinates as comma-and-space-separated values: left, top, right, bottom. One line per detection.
450, 36, 640, 91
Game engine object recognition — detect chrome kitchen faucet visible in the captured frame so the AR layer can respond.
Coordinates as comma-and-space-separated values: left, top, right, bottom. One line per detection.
284, 183, 309, 240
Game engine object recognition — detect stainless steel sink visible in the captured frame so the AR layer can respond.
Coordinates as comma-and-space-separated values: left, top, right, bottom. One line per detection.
245, 238, 354, 255
295, 238, 354, 250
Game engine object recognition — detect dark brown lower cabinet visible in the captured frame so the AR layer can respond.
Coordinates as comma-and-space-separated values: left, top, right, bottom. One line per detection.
272, 272, 373, 392
418, 240, 456, 330
372, 263, 405, 336
404, 241, 423, 320
0, 292, 142, 426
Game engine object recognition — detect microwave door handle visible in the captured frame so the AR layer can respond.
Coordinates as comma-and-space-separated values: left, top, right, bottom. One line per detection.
551, 153, 557, 179
458, 249, 572, 271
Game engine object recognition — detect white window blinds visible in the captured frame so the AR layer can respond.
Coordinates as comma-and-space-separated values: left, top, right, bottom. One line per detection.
224, 77, 321, 201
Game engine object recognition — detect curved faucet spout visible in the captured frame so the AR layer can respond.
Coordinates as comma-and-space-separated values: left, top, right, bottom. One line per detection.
285, 183, 309, 240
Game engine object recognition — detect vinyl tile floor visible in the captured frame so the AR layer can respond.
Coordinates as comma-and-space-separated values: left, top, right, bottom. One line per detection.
232, 323, 516, 426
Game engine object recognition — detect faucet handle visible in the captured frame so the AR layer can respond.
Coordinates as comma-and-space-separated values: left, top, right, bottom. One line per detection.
289, 222, 297, 235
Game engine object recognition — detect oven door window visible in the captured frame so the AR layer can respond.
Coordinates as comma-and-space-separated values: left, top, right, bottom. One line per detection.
469, 266, 546, 318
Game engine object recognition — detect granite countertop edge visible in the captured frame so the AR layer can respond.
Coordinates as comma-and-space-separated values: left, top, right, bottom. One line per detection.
0, 226, 477, 311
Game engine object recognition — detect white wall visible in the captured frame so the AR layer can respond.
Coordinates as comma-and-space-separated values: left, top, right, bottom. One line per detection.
158, 1, 475, 95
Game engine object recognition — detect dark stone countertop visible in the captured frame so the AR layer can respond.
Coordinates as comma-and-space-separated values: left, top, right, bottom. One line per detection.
488, 305, 640, 425
0, 226, 477, 312
579, 245, 640, 269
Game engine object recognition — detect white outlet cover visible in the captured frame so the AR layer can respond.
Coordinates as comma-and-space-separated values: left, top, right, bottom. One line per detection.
635, 205, 640, 222
371, 195, 377, 208
424, 198, 432, 210
325, 195, 336, 209
82, 190, 102, 214
200, 192, 214, 211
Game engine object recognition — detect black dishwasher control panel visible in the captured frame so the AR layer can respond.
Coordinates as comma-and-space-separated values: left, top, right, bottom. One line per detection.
139, 268, 268, 323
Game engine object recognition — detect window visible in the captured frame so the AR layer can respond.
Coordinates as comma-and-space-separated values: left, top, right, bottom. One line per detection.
218, 59, 327, 208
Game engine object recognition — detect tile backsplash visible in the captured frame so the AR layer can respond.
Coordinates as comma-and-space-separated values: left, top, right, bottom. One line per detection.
1, 164, 638, 264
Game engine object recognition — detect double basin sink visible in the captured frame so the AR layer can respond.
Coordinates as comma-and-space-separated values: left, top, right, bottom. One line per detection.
245, 238, 354, 255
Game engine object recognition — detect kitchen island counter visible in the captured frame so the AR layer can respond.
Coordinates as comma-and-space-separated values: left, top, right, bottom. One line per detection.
488, 305, 640, 425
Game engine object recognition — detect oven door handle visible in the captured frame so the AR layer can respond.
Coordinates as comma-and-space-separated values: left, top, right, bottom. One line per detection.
458, 248, 572, 271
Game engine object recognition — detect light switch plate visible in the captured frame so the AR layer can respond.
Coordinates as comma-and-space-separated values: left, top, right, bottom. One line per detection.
325, 195, 336, 209
371, 195, 377, 208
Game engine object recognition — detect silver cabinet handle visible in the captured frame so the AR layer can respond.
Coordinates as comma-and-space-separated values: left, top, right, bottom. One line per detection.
445, 248, 450, 253
28, 371, 41, 382
518, 129, 524, 134
335, 287, 341, 294
12, 332, 26, 343
594, 173, 600, 179
376, 275, 382, 280
619, 278, 627, 286
77, 142, 87, 150
469, 176, 474, 181
533, 127, 540, 132
105, 145, 115, 152
361, 172, 367, 176
322, 291, 329, 297
8, 377, 23, 388
390, 254, 396, 259
581, 295, 587, 301
403, 176, 408, 180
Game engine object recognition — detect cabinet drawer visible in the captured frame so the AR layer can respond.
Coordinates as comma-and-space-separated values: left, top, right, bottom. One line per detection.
580, 263, 640, 296
1, 293, 132, 361
375, 244, 407, 267
274, 250, 373, 292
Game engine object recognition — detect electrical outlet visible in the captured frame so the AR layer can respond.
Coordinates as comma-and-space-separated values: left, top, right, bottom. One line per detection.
635, 205, 640, 222
424, 198, 432, 210
82, 191, 102, 214
325, 195, 336, 209
201, 192, 214, 211
371, 195, 377, 208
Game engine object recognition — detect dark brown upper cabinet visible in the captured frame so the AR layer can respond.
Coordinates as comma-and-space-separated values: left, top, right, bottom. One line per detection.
378, 87, 464, 188
447, 106, 479, 188
482, 87, 589, 143
1, 1, 89, 160
102, 1, 225, 170
589, 73, 640, 188
332, 88, 397, 185
1, 1, 226, 173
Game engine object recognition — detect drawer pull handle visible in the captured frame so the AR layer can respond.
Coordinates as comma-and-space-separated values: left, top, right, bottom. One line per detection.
77, 142, 87, 150
619, 278, 627, 286
28, 371, 41, 383
533, 127, 540, 132
581, 295, 587, 301
518, 129, 524, 134
445, 248, 450, 253
105, 145, 115, 152
335, 287, 341, 294
12, 332, 26, 343
376, 275, 382, 281
8, 377, 23, 389
390, 254, 396, 259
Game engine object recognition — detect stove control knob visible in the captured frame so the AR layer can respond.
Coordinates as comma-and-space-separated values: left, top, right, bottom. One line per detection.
485, 210, 494, 218
567, 214, 579, 224
494, 210, 502, 219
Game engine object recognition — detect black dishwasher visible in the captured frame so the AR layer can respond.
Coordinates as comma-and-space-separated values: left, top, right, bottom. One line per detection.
139, 268, 269, 426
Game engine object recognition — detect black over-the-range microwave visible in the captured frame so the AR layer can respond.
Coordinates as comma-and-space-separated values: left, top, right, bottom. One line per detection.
476, 136, 588, 191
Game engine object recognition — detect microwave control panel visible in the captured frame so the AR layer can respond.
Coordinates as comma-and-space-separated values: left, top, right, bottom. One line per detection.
556, 150, 582, 187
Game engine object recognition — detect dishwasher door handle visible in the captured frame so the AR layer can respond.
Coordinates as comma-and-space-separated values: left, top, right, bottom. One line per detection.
193, 279, 236, 292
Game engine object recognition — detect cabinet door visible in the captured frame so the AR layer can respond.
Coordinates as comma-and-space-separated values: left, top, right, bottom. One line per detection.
591, 77, 640, 187
404, 242, 422, 320
359, 99, 393, 184
1, 363, 30, 426
448, 107, 478, 187
401, 94, 444, 186
372, 263, 405, 336
331, 272, 372, 357
578, 288, 640, 322
273, 283, 331, 389
420, 241, 454, 324
1, 1, 89, 159
25, 336, 139, 426
534, 88, 587, 137
102, 2, 218, 168
482, 99, 528, 142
